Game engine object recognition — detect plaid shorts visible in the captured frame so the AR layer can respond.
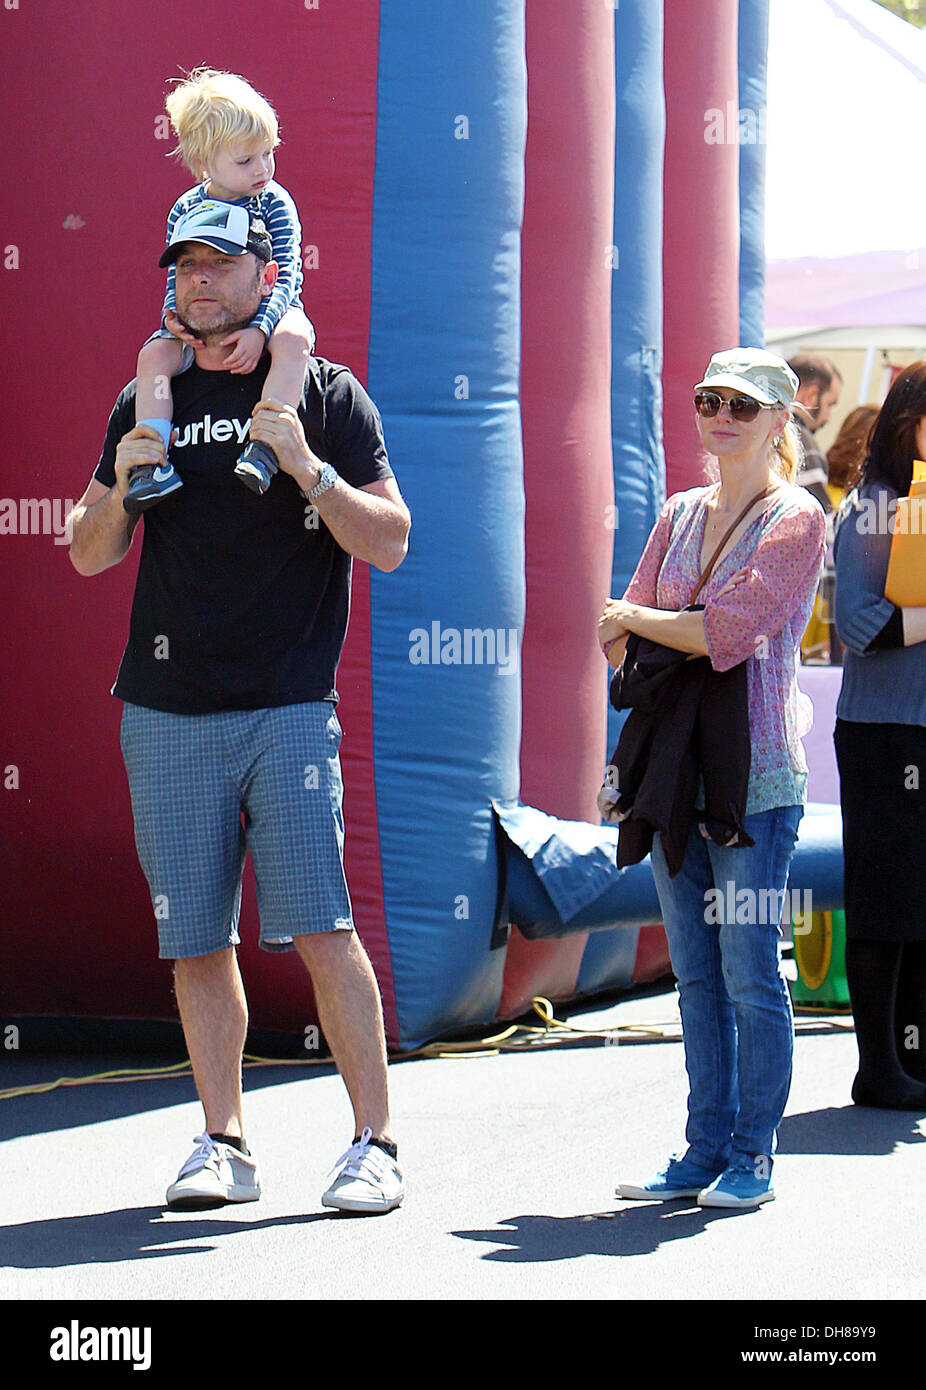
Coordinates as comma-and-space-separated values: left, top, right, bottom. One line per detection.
120, 701, 355, 959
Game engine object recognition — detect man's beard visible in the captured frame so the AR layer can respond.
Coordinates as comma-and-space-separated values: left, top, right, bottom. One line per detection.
176, 307, 252, 346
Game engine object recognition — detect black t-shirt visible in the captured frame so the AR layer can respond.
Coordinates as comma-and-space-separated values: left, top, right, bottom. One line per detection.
95, 356, 393, 713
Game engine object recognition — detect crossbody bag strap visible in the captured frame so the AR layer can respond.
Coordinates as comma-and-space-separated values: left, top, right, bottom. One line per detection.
690, 485, 773, 604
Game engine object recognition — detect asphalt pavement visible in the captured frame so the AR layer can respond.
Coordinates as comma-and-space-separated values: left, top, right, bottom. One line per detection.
0, 980, 921, 1358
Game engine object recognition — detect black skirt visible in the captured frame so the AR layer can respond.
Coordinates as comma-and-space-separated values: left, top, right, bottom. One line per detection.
834, 718, 926, 941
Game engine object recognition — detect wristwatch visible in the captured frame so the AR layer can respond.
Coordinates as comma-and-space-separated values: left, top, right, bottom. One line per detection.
302, 462, 338, 501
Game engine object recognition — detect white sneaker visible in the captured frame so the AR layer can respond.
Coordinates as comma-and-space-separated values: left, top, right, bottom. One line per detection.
321, 1126, 405, 1214
165, 1133, 261, 1209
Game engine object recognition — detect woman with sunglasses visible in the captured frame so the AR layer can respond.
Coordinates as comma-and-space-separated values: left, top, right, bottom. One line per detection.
833, 361, 926, 1110
599, 348, 826, 1209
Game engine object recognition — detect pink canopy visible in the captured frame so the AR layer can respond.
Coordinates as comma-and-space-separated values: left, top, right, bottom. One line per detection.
766, 249, 926, 334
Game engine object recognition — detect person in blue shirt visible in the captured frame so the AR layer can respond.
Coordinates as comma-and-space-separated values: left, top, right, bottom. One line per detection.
834, 360, 926, 1110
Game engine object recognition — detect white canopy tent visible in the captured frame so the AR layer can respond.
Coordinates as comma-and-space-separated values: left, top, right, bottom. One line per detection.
764, 0, 926, 398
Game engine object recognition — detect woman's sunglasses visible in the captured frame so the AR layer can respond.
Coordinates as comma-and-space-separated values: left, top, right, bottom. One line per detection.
694, 391, 768, 422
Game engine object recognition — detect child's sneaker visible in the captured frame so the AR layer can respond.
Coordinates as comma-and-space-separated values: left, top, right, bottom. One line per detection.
234, 441, 279, 494
616, 1152, 724, 1201
697, 1158, 775, 1209
123, 462, 183, 514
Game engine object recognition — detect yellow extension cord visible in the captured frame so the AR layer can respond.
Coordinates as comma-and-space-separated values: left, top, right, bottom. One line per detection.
0, 994, 850, 1103
0, 997, 671, 1102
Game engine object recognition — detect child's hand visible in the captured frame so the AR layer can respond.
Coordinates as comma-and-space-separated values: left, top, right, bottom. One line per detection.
163, 310, 204, 348
219, 327, 266, 374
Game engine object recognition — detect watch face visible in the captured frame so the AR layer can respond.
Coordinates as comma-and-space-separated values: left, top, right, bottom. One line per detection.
310, 464, 336, 497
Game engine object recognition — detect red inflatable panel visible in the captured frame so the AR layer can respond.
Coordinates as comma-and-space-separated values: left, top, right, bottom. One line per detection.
633, 924, 673, 986
1, 0, 394, 1037
500, 0, 616, 1018
662, 2, 742, 497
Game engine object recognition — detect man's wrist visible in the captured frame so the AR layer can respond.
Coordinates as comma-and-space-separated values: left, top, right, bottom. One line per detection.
293, 448, 323, 497
300, 460, 338, 501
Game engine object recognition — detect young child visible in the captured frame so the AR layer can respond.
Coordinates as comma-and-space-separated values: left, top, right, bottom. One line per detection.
125, 67, 316, 513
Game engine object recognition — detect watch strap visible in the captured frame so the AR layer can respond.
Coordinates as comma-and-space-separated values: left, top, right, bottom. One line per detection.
303, 463, 337, 500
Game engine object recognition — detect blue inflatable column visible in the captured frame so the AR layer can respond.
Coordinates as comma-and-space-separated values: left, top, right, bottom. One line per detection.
738, 0, 769, 348
604, 0, 666, 750
366, 1, 528, 1049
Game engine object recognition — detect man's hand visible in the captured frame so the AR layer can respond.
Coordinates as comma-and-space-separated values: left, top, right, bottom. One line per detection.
113, 425, 173, 497
69, 423, 174, 576
164, 309, 205, 349
249, 399, 319, 485
219, 326, 267, 374
249, 399, 410, 571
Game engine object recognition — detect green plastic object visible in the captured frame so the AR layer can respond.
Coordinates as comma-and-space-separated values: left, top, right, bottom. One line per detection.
790, 909, 851, 1011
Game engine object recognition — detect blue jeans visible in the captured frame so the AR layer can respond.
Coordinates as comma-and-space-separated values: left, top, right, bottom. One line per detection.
650, 805, 802, 1170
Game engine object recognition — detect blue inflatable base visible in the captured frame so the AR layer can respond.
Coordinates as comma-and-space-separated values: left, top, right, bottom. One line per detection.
494, 801, 843, 940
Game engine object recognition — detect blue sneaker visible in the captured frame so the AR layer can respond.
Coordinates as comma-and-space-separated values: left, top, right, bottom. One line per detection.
123, 462, 183, 514
698, 1158, 774, 1209
234, 441, 279, 494
617, 1153, 724, 1201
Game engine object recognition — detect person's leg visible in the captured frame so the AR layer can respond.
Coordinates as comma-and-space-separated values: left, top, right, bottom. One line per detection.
895, 941, 926, 1084
261, 308, 315, 407
135, 336, 183, 429
293, 931, 393, 1142
846, 938, 926, 1106
126, 337, 185, 512
708, 804, 801, 1166
173, 947, 249, 1139
234, 309, 315, 492
650, 823, 738, 1173
119, 703, 258, 1204
242, 703, 395, 1144
835, 719, 926, 1106
166, 949, 260, 1208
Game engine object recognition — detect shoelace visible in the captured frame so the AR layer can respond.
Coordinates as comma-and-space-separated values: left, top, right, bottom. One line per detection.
177, 1133, 220, 1179
327, 1125, 388, 1180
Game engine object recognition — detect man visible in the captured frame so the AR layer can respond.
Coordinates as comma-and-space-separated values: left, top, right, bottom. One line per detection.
787, 353, 843, 662
69, 206, 411, 1215
787, 352, 843, 509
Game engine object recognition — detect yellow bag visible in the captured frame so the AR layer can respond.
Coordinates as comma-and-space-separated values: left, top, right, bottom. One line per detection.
884, 460, 926, 606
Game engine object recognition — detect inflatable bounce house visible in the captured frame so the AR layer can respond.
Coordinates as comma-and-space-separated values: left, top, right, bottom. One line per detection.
3, 0, 844, 1051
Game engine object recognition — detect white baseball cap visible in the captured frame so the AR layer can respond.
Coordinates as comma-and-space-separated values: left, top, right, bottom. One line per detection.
694, 348, 799, 407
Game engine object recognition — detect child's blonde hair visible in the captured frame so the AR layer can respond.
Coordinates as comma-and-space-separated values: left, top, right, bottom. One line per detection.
165, 67, 280, 180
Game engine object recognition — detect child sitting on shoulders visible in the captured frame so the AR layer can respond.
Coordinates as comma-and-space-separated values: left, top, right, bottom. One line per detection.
126, 66, 316, 513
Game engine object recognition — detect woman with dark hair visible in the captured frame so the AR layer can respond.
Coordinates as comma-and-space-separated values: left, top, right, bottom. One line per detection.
834, 360, 926, 1109
600, 348, 826, 1209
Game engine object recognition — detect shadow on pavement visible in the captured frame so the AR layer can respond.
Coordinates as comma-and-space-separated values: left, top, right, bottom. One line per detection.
452, 1202, 746, 1262
778, 1104, 926, 1155
0, 1205, 336, 1269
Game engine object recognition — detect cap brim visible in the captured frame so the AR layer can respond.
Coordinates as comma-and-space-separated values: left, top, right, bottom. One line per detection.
693, 372, 779, 406
158, 235, 245, 269
692, 372, 778, 405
